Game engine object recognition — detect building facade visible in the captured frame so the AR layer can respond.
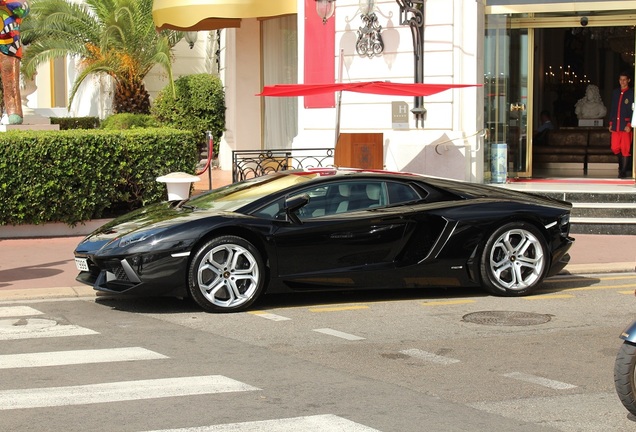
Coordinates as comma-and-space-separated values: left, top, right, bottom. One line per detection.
28, 1, 636, 183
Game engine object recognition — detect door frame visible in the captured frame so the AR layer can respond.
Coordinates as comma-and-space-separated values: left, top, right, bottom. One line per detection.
486, 11, 636, 178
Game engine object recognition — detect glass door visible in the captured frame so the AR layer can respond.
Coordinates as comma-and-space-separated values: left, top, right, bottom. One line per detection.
484, 16, 531, 180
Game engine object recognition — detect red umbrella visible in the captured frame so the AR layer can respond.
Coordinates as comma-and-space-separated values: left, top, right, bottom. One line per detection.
257, 81, 479, 97
258, 81, 480, 147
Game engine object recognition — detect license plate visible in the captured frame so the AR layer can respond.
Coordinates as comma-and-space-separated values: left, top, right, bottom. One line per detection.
75, 258, 89, 272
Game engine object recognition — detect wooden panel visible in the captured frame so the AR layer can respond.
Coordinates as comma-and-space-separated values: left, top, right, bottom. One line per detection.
335, 133, 383, 169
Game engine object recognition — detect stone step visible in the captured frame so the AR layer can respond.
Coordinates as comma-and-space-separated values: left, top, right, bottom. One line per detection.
569, 217, 636, 235
571, 202, 636, 218
537, 191, 636, 204
515, 189, 636, 235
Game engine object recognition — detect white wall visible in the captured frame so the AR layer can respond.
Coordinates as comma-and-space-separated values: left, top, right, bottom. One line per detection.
294, 0, 484, 181
25, 0, 485, 182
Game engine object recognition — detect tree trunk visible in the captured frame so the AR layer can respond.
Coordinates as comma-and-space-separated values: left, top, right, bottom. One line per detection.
113, 79, 151, 114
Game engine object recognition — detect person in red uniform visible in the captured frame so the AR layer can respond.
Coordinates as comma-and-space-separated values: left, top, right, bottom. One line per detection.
609, 71, 634, 178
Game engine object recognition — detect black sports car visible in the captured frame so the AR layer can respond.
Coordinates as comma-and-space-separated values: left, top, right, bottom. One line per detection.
74, 168, 574, 312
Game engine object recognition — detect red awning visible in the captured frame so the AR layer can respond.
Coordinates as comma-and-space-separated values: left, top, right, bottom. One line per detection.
258, 82, 480, 97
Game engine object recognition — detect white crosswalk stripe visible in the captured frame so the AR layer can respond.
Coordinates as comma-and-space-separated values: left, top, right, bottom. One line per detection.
1, 306, 382, 431
0, 347, 168, 369
0, 317, 98, 340
146, 414, 381, 431
0, 306, 44, 318
0, 375, 261, 410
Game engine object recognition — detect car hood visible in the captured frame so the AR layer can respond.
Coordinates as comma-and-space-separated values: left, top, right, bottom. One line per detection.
76, 201, 231, 254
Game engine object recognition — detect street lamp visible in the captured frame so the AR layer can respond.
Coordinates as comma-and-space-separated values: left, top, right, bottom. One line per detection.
315, 0, 336, 24
356, 0, 384, 58
185, 31, 198, 49
397, 0, 426, 126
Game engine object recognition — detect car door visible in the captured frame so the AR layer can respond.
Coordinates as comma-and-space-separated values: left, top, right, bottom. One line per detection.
271, 180, 415, 282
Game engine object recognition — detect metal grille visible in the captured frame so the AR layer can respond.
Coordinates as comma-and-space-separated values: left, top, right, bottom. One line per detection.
108, 264, 130, 282
232, 148, 335, 183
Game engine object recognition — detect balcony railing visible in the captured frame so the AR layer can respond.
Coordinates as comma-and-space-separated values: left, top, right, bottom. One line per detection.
232, 148, 335, 183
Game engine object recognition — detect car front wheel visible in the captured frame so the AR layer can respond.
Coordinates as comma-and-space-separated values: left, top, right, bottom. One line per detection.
479, 222, 548, 296
188, 235, 265, 312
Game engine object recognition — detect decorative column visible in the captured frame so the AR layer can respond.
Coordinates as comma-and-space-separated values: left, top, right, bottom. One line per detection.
396, 0, 425, 127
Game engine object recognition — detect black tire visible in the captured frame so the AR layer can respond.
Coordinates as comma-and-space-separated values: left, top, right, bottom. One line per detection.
188, 235, 265, 313
479, 222, 548, 296
614, 342, 636, 415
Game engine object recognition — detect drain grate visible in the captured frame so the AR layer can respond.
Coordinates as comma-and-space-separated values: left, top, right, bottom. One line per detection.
463, 311, 551, 326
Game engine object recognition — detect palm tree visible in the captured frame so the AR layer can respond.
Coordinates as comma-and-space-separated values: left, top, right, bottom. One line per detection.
20, 0, 182, 114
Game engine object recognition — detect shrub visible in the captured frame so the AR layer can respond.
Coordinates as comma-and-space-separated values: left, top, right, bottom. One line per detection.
50, 117, 100, 130
0, 128, 198, 226
151, 74, 225, 155
101, 113, 160, 130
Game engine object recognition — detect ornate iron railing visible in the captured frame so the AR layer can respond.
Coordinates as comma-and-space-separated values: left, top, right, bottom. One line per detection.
232, 148, 335, 183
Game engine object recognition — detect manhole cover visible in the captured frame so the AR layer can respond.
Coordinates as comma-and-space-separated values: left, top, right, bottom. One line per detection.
462, 311, 551, 326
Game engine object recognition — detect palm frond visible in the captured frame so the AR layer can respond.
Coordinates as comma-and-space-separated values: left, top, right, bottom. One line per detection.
22, 0, 183, 113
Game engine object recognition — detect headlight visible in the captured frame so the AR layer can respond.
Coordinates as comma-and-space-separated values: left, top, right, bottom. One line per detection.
559, 214, 570, 237
118, 228, 163, 247
560, 214, 570, 226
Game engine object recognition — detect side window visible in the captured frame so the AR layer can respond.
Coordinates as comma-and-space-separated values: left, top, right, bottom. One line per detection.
252, 197, 285, 220
295, 181, 389, 219
386, 182, 423, 205
325, 181, 387, 214
252, 181, 423, 220
299, 186, 329, 218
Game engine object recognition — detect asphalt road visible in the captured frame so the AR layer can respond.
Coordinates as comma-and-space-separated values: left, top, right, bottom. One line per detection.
1, 274, 636, 431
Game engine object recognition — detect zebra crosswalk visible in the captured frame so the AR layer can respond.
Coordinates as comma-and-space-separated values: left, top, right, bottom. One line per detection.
0, 305, 381, 431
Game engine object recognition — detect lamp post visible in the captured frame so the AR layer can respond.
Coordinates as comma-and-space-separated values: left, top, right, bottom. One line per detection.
396, 0, 426, 127
315, 0, 336, 24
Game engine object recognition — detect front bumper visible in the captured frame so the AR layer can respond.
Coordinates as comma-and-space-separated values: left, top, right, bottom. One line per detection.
75, 251, 190, 298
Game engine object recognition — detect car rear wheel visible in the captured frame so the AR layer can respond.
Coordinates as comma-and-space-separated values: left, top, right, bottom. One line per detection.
479, 222, 548, 296
188, 236, 265, 312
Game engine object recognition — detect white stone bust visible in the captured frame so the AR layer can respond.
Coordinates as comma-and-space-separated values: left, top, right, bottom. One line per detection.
575, 84, 607, 119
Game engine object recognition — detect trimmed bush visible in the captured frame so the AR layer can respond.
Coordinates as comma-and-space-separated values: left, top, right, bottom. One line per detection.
0, 128, 198, 226
50, 117, 100, 130
101, 113, 160, 130
151, 74, 225, 154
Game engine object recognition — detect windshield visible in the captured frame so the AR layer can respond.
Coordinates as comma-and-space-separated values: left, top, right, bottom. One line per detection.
188, 172, 319, 211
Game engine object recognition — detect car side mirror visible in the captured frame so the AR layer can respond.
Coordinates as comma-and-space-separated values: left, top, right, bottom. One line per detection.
284, 193, 310, 224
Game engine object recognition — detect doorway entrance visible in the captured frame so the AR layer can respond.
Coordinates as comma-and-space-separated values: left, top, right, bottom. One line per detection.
484, 12, 636, 180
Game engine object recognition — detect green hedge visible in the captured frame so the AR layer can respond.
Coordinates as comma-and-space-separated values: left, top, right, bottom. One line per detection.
50, 117, 100, 130
100, 113, 160, 130
0, 128, 199, 226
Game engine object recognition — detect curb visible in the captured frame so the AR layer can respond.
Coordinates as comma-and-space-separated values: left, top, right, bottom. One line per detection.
0, 286, 97, 302
558, 262, 636, 276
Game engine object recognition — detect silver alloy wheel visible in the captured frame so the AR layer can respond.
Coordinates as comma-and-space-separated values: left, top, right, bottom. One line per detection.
196, 243, 260, 309
488, 228, 546, 291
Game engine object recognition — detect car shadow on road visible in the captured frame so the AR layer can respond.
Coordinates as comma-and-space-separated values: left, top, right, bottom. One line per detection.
94, 286, 490, 315
541, 273, 603, 294
93, 274, 611, 315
